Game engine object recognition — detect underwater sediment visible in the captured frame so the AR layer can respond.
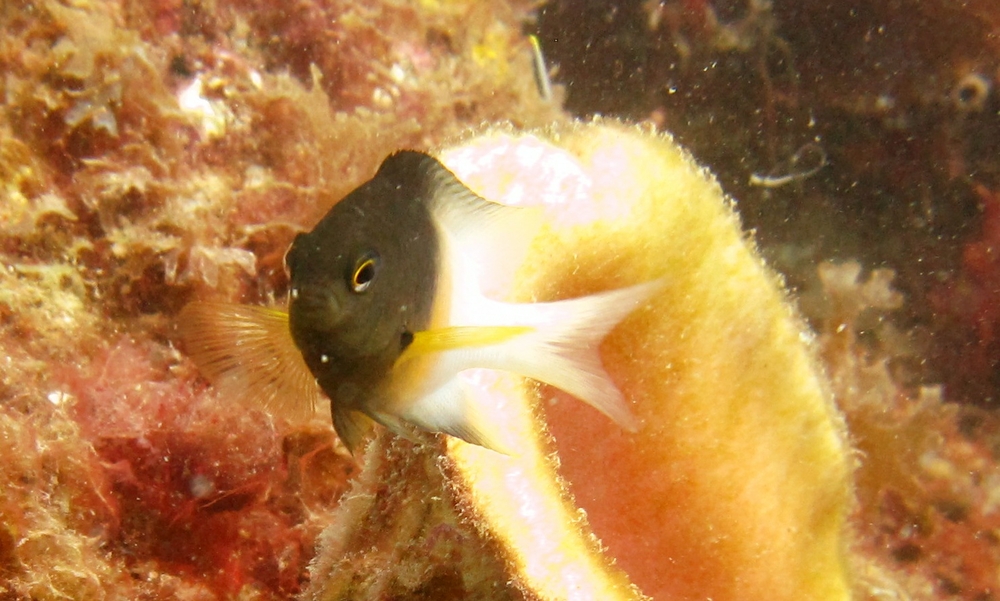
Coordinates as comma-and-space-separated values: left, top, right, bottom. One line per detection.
2, 0, 1000, 600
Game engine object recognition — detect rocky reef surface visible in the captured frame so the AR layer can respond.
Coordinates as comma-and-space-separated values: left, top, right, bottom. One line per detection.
1, 1, 999, 600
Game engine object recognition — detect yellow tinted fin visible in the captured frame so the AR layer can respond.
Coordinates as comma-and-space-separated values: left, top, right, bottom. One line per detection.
400, 326, 533, 363
177, 302, 320, 422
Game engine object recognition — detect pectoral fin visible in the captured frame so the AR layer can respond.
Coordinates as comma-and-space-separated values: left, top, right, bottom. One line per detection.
177, 302, 321, 422
332, 408, 377, 455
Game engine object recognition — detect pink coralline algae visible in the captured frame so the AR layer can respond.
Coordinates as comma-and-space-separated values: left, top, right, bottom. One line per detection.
930, 185, 1000, 405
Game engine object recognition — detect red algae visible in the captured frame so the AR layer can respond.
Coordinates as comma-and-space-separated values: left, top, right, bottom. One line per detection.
930, 185, 1000, 405
810, 261, 1000, 600
0, 0, 558, 598
41, 335, 355, 598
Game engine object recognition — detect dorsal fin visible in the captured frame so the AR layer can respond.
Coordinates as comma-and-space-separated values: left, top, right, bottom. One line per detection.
379, 150, 543, 293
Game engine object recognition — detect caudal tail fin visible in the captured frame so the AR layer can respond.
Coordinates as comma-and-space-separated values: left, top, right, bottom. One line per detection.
487, 279, 663, 431
385, 279, 662, 453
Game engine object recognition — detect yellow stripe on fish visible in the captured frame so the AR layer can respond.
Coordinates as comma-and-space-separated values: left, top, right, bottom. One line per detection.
401, 326, 535, 360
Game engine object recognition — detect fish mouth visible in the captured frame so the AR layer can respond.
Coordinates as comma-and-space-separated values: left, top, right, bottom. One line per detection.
288, 285, 344, 333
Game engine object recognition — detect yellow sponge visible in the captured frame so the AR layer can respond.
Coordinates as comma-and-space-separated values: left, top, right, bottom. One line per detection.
442, 121, 854, 601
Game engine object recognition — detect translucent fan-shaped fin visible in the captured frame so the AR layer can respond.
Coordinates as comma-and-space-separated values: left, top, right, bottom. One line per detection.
177, 302, 320, 422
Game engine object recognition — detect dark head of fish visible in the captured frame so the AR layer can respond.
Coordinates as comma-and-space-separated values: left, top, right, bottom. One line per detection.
286, 151, 441, 409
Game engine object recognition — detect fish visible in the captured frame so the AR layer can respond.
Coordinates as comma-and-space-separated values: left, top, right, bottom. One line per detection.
178, 150, 659, 454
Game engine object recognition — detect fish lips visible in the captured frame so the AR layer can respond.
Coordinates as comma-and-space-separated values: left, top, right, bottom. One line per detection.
288, 283, 345, 334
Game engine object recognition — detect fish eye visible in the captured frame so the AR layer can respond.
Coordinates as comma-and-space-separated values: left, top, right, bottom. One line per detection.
349, 253, 379, 293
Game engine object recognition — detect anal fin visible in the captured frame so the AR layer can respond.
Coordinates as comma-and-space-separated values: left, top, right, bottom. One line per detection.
395, 378, 512, 455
